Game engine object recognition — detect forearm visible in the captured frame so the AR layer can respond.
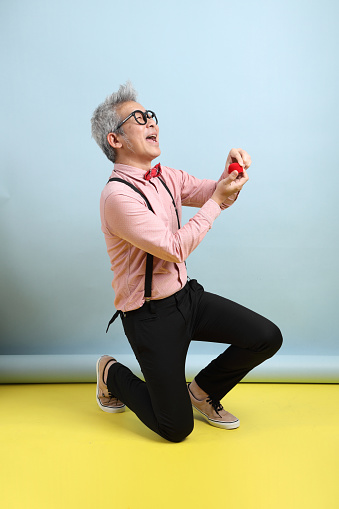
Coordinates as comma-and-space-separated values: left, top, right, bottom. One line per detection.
180, 167, 240, 209
104, 194, 221, 263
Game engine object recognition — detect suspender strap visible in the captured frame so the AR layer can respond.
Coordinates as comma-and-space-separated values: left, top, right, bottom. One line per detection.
158, 178, 186, 269
145, 251, 153, 301
158, 177, 181, 229
105, 310, 122, 333
105, 175, 182, 332
107, 177, 154, 212
107, 177, 154, 303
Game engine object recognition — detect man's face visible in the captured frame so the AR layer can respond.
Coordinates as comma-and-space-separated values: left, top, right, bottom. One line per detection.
114, 101, 161, 167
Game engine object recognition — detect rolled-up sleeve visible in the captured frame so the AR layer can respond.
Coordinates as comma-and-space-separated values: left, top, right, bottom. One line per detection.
177, 167, 240, 210
103, 191, 221, 264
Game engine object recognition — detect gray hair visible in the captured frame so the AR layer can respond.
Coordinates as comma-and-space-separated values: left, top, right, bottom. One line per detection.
91, 81, 138, 163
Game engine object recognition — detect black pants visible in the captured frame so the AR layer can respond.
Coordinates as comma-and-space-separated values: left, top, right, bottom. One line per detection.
107, 279, 283, 442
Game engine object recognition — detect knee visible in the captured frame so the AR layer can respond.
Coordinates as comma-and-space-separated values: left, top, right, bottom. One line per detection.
159, 418, 194, 443
262, 322, 283, 357
252, 320, 283, 358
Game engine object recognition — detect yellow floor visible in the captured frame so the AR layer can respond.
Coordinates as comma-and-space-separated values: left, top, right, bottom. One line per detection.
1, 383, 338, 509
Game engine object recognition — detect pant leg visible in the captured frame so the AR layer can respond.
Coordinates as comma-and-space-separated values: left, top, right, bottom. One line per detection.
107, 287, 194, 443
191, 284, 283, 400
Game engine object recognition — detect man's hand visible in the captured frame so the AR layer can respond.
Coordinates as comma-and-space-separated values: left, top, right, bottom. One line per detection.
225, 148, 252, 172
211, 169, 249, 206
210, 147, 251, 206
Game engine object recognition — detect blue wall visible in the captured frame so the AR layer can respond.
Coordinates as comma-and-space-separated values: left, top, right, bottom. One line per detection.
1, 0, 338, 370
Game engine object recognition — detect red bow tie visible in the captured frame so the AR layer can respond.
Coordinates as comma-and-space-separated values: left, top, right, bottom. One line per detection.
144, 163, 162, 181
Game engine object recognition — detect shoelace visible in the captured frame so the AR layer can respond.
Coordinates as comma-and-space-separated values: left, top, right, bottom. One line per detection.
108, 391, 118, 401
206, 397, 224, 416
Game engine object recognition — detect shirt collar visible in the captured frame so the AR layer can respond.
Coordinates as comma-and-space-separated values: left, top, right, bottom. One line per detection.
112, 163, 149, 182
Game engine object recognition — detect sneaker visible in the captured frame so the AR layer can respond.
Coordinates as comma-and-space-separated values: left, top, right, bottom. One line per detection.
187, 383, 240, 430
96, 355, 125, 413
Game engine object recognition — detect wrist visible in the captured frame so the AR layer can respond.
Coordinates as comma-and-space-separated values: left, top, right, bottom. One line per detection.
211, 195, 223, 207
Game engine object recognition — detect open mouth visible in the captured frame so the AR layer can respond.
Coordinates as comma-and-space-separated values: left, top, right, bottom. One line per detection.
146, 134, 158, 144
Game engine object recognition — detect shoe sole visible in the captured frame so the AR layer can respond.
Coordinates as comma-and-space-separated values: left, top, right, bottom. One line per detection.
192, 405, 240, 430
96, 356, 126, 413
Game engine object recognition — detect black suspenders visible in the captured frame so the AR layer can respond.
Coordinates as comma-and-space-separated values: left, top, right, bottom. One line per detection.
105, 176, 181, 332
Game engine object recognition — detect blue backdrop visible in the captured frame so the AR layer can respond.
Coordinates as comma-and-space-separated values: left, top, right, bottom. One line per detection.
1, 0, 338, 381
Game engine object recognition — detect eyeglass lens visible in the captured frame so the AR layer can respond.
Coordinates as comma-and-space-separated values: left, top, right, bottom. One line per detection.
134, 110, 157, 125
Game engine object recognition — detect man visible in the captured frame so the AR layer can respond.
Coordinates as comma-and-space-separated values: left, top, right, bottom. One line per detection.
91, 82, 282, 443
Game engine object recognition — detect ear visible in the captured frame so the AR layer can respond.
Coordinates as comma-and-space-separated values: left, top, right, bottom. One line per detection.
107, 132, 123, 149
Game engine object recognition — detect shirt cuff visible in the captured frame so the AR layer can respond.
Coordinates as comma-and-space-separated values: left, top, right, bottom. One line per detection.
199, 198, 222, 226
220, 191, 240, 210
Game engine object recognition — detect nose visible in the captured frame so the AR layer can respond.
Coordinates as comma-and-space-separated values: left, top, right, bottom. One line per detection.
146, 115, 156, 128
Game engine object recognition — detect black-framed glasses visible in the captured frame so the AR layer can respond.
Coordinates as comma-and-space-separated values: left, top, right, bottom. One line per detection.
115, 110, 158, 131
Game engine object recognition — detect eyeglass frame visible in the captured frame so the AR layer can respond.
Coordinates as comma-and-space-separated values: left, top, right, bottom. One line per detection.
114, 110, 158, 132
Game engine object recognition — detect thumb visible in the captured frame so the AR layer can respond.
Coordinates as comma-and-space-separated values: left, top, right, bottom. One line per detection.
227, 170, 239, 182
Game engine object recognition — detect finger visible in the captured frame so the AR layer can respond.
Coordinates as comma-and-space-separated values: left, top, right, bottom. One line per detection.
238, 169, 249, 182
234, 170, 249, 188
231, 149, 244, 167
243, 157, 251, 170
237, 149, 251, 169
235, 166, 248, 180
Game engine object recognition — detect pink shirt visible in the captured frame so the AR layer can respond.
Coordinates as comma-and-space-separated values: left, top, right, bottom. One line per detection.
100, 163, 238, 312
